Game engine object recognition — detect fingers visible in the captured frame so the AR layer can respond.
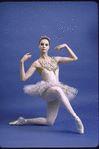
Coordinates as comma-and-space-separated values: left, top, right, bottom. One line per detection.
28, 55, 32, 58
24, 53, 32, 60
54, 49, 58, 52
21, 53, 32, 62
27, 53, 30, 55
55, 49, 58, 52
26, 53, 32, 57
26, 53, 30, 56
54, 47, 59, 52
54, 45, 63, 52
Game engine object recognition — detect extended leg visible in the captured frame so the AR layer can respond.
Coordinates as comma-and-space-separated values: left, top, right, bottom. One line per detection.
9, 99, 59, 126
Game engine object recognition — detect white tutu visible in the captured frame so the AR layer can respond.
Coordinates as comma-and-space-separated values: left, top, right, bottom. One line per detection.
23, 57, 78, 101
23, 80, 78, 100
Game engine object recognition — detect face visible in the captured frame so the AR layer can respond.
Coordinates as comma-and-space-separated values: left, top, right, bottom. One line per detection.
39, 39, 50, 53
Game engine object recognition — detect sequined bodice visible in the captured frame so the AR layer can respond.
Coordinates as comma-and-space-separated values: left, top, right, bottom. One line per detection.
38, 57, 59, 83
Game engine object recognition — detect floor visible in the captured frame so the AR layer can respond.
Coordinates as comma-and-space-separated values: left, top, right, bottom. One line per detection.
0, 93, 98, 148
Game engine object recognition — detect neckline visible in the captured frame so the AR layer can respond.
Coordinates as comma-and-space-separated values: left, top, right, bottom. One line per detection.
38, 57, 53, 63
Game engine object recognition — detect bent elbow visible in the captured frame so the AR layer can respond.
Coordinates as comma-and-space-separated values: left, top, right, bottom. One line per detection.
20, 78, 26, 81
74, 57, 78, 61
21, 79, 24, 82
21, 80, 25, 82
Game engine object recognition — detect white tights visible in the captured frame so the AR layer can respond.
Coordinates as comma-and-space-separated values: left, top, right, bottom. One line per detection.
26, 87, 78, 125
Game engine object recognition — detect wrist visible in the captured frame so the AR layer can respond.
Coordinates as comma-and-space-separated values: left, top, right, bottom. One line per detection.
64, 44, 67, 48
20, 59, 25, 63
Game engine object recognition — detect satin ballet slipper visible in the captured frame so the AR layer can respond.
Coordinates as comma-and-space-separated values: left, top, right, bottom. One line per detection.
75, 117, 84, 134
9, 117, 27, 126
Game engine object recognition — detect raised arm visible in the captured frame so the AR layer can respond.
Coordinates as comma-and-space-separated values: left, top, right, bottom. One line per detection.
54, 44, 78, 63
20, 53, 36, 81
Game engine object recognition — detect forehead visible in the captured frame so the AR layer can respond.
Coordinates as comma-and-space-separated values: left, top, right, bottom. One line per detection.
40, 39, 49, 44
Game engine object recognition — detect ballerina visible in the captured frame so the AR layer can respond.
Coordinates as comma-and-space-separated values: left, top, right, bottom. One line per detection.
9, 36, 84, 134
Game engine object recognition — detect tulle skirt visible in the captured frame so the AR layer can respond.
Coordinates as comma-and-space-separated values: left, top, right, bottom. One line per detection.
23, 81, 78, 101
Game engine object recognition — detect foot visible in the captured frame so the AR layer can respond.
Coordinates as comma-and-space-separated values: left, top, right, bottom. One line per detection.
75, 117, 84, 134
9, 117, 26, 126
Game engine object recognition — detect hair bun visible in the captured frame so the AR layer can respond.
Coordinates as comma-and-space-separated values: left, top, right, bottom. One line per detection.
39, 36, 50, 44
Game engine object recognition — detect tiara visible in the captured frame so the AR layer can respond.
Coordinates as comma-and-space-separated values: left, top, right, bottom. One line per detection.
40, 35, 50, 41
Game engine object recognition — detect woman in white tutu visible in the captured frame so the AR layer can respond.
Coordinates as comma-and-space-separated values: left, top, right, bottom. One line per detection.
9, 36, 84, 134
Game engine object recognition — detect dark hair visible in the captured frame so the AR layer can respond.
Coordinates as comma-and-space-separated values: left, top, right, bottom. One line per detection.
39, 36, 50, 45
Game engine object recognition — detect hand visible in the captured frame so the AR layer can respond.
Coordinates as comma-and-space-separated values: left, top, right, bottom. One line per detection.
20, 53, 32, 62
54, 44, 66, 52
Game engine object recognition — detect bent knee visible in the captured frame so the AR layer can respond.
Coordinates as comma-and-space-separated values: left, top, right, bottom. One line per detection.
50, 87, 63, 95
46, 119, 54, 126
50, 86, 62, 92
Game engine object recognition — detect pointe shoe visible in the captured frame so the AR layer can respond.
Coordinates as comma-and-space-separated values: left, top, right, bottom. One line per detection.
9, 117, 26, 126
75, 117, 84, 134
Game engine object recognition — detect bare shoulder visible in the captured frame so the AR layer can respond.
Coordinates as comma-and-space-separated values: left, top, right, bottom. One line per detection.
31, 59, 41, 68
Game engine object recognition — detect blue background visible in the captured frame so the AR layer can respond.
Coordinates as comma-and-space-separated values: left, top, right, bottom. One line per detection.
0, 1, 98, 147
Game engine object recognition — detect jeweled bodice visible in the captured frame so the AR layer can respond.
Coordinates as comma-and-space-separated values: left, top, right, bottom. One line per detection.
38, 57, 59, 83
39, 57, 58, 74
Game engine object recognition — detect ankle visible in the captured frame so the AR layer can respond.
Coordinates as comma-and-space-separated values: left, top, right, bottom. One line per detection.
24, 119, 28, 124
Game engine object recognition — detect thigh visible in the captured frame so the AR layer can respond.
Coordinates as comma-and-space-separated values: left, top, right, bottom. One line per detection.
41, 87, 57, 102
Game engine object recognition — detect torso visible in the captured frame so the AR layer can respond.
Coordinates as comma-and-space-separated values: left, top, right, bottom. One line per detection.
35, 57, 58, 76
